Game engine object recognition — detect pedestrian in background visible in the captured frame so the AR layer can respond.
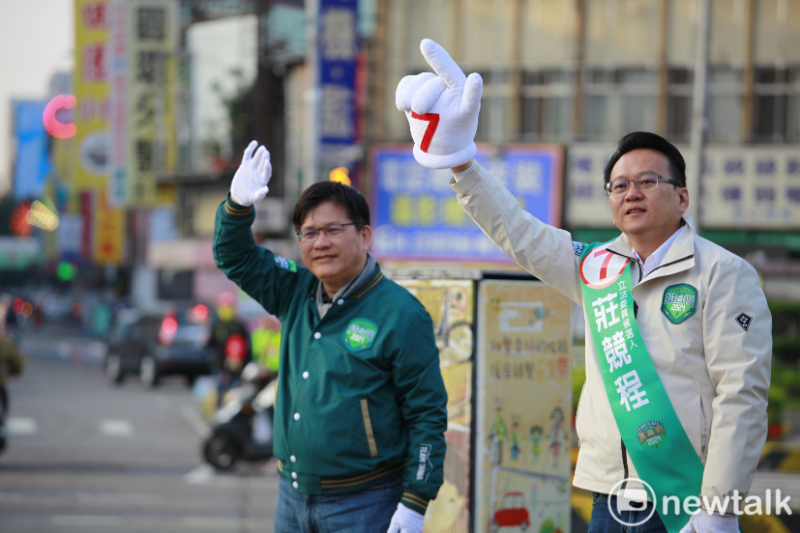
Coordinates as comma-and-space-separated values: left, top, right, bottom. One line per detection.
208, 293, 251, 406
0, 295, 24, 453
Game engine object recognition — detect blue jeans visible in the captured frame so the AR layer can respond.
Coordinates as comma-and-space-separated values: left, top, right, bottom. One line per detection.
274, 477, 403, 533
589, 493, 668, 533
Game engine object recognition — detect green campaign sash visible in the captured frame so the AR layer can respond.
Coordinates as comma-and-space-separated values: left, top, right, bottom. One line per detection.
578, 242, 704, 533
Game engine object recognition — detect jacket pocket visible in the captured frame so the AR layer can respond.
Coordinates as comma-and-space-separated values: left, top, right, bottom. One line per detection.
360, 399, 379, 457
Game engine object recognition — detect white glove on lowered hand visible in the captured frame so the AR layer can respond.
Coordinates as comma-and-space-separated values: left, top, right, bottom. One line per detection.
386, 503, 424, 533
230, 140, 272, 206
395, 39, 483, 169
679, 511, 739, 533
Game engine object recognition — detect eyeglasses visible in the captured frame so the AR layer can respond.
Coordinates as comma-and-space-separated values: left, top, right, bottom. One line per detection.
296, 223, 360, 242
604, 174, 680, 197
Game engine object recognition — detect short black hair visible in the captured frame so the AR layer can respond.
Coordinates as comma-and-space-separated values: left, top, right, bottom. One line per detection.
603, 132, 687, 188
292, 181, 371, 231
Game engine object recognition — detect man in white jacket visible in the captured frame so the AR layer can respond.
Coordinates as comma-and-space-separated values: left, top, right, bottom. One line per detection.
396, 39, 771, 533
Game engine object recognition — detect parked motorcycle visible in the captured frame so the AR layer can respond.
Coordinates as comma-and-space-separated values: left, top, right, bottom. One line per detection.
202, 363, 276, 470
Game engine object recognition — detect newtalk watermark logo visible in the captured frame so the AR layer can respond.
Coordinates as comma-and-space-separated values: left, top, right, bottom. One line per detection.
608, 478, 793, 526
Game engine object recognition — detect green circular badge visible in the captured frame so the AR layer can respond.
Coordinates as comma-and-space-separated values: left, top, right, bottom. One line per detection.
661, 284, 698, 324
343, 318, 379, 351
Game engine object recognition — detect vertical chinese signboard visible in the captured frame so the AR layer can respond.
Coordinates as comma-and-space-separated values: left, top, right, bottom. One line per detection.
74, 0, 126, 265
109, 0, 178, 207
476, 280, 572, 533
394, 278, 474, 533
12, 100, 52, 199
108, 0, 128, 205
93, 190, 125, 264
74, 0, 110, 190
372, 144, 563, 262
318, 0, 357, 167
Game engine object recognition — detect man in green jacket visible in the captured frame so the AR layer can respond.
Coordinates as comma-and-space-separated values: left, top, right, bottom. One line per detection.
213, 141, 448, 533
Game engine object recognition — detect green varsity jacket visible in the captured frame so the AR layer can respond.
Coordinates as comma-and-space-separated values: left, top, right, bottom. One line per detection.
213, 196, 448, 513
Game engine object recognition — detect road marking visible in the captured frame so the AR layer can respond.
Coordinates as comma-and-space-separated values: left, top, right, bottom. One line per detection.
76, 492, 161, 505
180, 405, 210, 437
52, 515, 122, 527
185, 464, 215, 485
98, 419, 133, 438
0, 491, 26, 504
182, 517, 241, 528
6, 417, 37, 435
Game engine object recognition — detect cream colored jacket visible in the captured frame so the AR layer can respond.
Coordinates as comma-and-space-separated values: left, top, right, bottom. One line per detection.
451, 161, 771, 502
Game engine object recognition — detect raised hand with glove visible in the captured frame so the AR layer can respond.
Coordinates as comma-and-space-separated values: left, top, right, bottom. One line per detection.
679, 511, 739, 533
395, 39, 483, 169
386, 503, 424, 533
230, 140, 272, 206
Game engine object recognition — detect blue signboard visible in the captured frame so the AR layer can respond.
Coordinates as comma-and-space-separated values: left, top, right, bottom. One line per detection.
318, 0, 357, 147
372, 144, 564, 262
12, 100, 52, 199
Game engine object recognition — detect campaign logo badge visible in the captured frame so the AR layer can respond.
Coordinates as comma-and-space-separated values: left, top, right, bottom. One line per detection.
637, 421, 667, 449
661, 284, 697, 324
343, 319, 379, 351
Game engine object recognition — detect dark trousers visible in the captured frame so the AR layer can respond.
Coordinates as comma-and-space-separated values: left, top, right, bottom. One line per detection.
274, 478, 402, 533
589, 493, 669, 533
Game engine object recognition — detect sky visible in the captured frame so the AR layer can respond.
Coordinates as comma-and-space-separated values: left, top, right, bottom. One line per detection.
0, 0, 74, 195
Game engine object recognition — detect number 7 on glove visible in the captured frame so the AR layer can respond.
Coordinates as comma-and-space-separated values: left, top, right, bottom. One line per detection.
396, 39, 483, 169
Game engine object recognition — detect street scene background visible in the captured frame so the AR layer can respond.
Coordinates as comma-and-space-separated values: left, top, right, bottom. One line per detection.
2, 1, 800, 532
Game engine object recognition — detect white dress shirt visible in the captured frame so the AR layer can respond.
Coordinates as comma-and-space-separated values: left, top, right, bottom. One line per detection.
632, 225, 683, 279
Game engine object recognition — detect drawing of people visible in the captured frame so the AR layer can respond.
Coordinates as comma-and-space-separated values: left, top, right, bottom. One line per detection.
490, 406, 507, 465
529, 424, 543, 461
547, 406, 567, 468
509, 415, 522, 462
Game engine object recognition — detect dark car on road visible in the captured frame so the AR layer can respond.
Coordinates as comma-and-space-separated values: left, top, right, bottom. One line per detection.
104, 306, 214, 388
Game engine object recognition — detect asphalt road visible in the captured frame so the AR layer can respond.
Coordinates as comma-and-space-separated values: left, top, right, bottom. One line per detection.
4, 325, 800, 533
0, 326, 278, 533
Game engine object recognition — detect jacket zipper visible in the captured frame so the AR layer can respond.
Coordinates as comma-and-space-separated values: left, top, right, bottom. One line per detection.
621, 439, 629, 489
645, 254, 694, 277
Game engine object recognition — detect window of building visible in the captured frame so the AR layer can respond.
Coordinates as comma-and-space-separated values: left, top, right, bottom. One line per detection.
582, 68, 656, 141
475, 70, 512, 143
666, 68, 693, 142
707, 67, 742, 143
520, 70, 573, 142
752, 67, 800, 143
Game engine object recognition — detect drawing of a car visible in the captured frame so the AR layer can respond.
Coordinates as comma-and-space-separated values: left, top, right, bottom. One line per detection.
490, 492, 530, 531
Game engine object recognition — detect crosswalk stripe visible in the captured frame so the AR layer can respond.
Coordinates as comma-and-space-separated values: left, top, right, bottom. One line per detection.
98, 419, 133, 438
185, 464, 215, 485
6, 417, 37, 435
52, 515, 122, 527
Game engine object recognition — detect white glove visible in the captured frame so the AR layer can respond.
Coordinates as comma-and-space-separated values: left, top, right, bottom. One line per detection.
395, 39, 483, 169
386, 503, 424, 533
230, 140, 272, 206
679, 511, 739, 533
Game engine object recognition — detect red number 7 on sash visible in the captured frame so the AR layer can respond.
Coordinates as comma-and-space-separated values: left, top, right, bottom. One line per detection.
594, 248, 615, 281
411, 112, 440, 153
